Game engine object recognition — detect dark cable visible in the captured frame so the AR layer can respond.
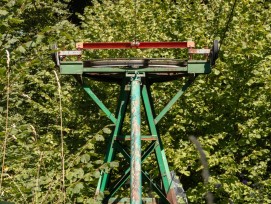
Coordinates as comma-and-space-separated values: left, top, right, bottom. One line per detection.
219, 0, 238, 51
133, 0, 138, 42
189, 136, 213, 204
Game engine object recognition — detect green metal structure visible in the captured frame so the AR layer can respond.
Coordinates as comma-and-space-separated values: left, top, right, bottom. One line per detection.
55, 40, 218, 204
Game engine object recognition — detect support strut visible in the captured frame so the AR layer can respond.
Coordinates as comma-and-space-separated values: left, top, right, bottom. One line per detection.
85, 76, 195, 204
130, 73, 142, 204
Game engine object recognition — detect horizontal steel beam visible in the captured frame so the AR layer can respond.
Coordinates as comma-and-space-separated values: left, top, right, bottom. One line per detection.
83, 67, 188, 73
108, 198, 158, 204
59, 60, 210, 75
115, 135, 157, 141
59, 50, 82, 56
76, 41, 195, 49
83, 58, 188, 68
188, 48, 210, 54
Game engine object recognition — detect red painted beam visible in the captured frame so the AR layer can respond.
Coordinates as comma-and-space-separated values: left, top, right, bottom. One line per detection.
76, 41, 195, 50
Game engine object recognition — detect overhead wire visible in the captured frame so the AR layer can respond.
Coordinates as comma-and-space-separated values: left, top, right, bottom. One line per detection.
218, 0, 238, 51
133, 0, 138, 42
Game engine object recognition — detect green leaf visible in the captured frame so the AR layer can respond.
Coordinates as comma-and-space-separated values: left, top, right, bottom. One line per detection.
83, 173, 92, 181
95, 134, 104, 141
110, 161, 119, 168
102, 127, 111, 134
75, 168, 84, 179
73, 182, 84, 194
17, 46, 26, 53
0, 10, 8, 15
35, 34, 44, 44
0, 68, 5, 76
80, 154, 90, 163
94, 170, 100, 178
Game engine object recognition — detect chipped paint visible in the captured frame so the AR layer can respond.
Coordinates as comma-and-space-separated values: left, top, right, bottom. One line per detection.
130, 75, 142, 204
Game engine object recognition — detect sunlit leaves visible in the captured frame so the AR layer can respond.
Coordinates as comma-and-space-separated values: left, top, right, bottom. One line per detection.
0, 0, 271, 203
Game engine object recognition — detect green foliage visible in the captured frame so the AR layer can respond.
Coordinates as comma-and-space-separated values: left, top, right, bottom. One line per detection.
0, 0, 271, 203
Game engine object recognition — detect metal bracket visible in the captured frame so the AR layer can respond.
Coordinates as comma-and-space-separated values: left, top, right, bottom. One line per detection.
188, 48, 210, 54
59, 50, 82, 56
126, 71, 145, 78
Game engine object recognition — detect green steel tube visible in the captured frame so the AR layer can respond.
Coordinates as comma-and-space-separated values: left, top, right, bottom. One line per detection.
130, 74, 142, 204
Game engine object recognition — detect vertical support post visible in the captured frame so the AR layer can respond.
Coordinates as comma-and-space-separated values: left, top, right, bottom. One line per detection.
130, 73, 142, 204
95, 79, 130, 197
142, 83, 178, 204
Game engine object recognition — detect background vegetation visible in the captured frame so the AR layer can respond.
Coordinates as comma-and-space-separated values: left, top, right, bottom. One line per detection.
0, 0, 270, 203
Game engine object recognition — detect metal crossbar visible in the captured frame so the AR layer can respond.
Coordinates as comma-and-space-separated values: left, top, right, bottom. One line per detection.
76, 41, 195, 49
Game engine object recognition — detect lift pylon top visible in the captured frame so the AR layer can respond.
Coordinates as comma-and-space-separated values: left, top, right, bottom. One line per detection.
55, 40, 218, 82
54, 40, 218, 204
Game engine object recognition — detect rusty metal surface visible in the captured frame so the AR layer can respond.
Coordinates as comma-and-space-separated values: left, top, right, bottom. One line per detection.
115, 135, 157, 141
167, 188, 178, 204
188, 48, 210, 54
59, 50, 82, 56
130, 75, 142, 204
56, 39, 216, 204
76, 41, 195, 50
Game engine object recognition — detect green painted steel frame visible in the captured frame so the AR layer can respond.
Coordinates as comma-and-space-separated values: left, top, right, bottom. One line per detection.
58, 46, 212, 203
130, 74, 142, 204
81, 74, 197, 204
59, 60, 210, 75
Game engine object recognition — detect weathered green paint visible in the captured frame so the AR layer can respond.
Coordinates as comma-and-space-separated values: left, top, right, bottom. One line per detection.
59, 61, 211, 75
104, 168, 130, 201
116, 135, 157, 140
60, 61, 83, 74
142, 171, 170, 204
83, 77, 190, 203
105, 141, 157, 201
114, 141, 130, 161
130, 74, 142, 204
95, 171, 102, 196
187, 61, 211, 73
59, 44, 213, 203
141, 85, 158, 134
141, 84, 174, 194
71, 61, 211, 203
154, 76, 196, 124
141, 141, 157, 161
97, 80, 130, 193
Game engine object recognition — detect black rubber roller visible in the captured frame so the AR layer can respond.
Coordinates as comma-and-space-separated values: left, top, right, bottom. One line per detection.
210, 40, 219, 66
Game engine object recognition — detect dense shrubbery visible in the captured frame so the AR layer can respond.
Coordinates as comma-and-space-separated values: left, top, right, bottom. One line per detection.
0, 0, 270, 203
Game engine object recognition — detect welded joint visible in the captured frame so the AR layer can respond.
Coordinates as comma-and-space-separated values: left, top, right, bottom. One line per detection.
130, 74, 142, 203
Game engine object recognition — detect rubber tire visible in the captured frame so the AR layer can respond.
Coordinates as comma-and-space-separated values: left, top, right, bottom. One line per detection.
211, 40, 219, 66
